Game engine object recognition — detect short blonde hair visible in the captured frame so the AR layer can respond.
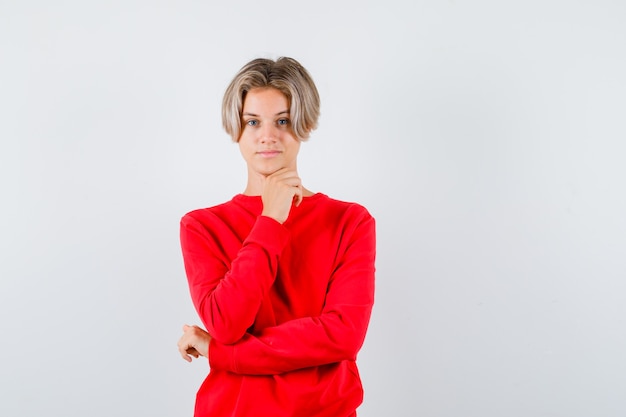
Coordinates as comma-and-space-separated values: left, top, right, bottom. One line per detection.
222, 57, 320, 142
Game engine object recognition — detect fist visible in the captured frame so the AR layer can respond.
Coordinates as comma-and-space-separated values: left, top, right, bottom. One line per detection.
177, 324, 212, 362
261, 168, 303, 223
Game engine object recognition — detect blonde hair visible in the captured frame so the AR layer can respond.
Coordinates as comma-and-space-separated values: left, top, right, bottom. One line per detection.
222, 57, 320, 142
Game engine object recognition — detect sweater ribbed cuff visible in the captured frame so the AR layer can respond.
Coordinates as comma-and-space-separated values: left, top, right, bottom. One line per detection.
244, 216, 290, 255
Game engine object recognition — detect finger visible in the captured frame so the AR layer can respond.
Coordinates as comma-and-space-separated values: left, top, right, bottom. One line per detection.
177, 333, 194, 362
266, 169, 300, 183
266, 167, 292, 178
178, 344, 192, 362
293, 186, 303, 207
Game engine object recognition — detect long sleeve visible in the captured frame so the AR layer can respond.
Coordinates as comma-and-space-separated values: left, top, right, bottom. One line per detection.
208, 212, 376, 375
180, 213, 290, 344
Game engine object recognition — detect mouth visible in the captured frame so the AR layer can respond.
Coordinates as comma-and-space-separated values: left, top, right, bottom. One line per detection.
257, 150, 282, 158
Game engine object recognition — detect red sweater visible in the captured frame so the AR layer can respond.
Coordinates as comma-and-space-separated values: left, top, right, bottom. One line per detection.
180, 193, 376, 417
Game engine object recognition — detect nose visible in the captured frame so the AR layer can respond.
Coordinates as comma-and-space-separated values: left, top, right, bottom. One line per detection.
259, 123, 278, 143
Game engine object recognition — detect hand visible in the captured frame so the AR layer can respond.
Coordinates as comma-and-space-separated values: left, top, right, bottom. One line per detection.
261, 168, 303, 224
177, 324, 212, 363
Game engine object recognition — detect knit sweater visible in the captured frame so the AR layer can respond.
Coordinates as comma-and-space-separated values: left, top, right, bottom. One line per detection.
180, 193, 376, 417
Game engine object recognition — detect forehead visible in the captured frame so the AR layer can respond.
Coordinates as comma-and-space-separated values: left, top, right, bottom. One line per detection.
243, 88, 289, 113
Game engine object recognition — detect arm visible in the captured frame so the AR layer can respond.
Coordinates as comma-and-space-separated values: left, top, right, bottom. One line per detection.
208, 213, 376, 375
180, 169, 303, 344
180, 214, 289, 344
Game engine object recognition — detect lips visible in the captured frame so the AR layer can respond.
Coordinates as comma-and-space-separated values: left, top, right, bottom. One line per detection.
257, 150, 282, 158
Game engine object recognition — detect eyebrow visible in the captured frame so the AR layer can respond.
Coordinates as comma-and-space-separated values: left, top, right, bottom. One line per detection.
242, 110, 290, 117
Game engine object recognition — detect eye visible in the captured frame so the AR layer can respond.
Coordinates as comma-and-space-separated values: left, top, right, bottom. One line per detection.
246, 119, 258, 127
277, 118, 290, 126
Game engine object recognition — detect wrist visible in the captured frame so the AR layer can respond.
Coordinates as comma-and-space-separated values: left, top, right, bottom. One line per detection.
261, 210, 286, 224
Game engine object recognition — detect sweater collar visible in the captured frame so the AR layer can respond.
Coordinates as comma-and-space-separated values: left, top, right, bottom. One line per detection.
232, 193, 326, 213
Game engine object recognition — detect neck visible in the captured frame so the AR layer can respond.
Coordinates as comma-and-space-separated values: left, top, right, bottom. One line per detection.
242, 171, 266, 196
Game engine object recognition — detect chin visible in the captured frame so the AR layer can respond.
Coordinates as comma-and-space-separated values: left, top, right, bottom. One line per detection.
255, 163, 282, 176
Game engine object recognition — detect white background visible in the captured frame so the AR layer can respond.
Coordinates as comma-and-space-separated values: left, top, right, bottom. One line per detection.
1, 1, 625, 416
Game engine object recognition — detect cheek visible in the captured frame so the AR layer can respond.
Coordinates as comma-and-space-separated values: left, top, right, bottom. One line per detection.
238, 140, 252, 157
290, 141, 301, 154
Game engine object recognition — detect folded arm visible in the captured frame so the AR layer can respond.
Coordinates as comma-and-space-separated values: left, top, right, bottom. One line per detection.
208, 215, 376, 375
180, 214, 289, 344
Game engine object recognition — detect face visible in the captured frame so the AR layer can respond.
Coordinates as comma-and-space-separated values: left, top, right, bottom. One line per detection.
238, 87, 301, 177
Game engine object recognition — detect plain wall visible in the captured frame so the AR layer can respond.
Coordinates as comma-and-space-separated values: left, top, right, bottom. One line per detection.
1, 1, 625, 416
